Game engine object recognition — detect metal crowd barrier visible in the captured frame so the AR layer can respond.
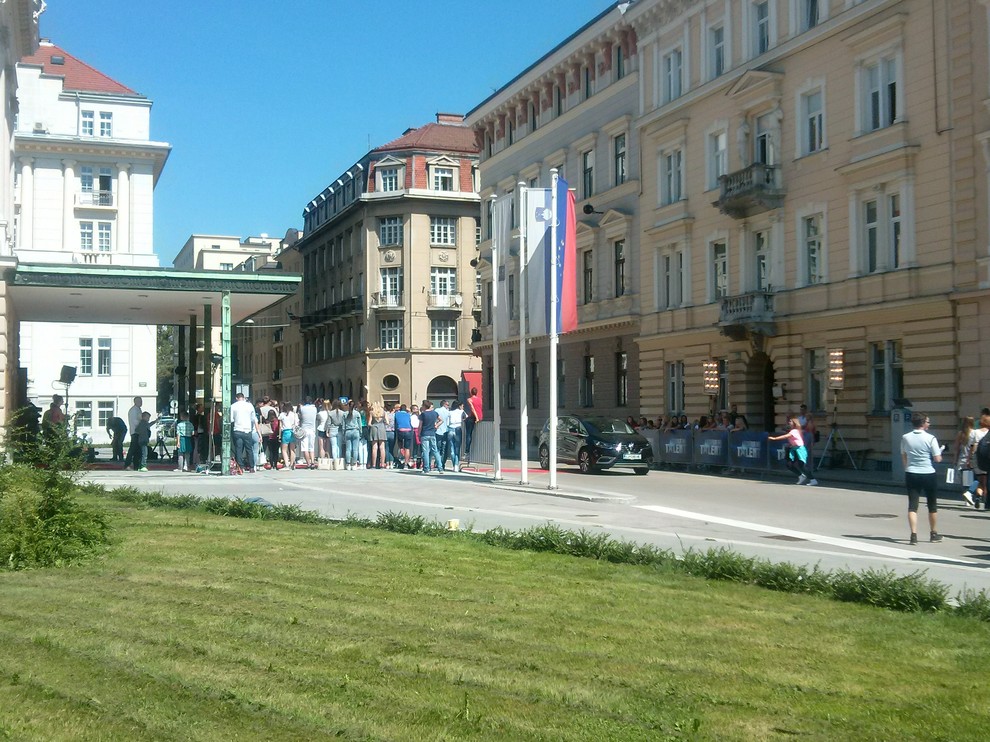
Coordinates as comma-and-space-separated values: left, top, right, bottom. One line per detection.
638, 429, 815, 472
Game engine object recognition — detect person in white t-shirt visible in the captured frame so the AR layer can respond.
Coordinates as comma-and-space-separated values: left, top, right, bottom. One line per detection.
446, 400, 466, 471
230, 393, 259, 472
277, 401, 298, 470
900, 411, 944, 545
298, 397, 318, 469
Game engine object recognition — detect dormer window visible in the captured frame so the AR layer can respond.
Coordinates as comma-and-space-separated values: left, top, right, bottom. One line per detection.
428, 159, 459, 192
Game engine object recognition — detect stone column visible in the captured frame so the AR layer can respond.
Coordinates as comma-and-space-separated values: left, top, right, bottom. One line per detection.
116, 163, 130, 255
17, 157, 33, 250
62, 159, 76, 252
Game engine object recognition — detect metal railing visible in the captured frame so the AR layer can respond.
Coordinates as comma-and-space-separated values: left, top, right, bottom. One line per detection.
427, 292, 464, 309
370, 291, 403, 308
76, 191, 114, 207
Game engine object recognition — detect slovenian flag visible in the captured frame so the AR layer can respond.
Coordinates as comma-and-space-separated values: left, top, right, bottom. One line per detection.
554, 177, 577, 335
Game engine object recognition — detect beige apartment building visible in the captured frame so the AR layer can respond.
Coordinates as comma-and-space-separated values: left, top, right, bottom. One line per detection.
469, 0, 990, 465
292, 114, 482, 406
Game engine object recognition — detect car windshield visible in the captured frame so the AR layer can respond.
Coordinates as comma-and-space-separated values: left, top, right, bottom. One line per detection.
583, 417, 635, 435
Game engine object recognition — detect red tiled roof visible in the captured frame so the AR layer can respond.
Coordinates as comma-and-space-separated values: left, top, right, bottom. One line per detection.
375, 122, 478, 155
20, 41, 139, 96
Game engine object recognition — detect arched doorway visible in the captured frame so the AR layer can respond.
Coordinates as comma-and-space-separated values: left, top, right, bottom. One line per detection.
427, 375, 458, 404
739, 351, 776, 432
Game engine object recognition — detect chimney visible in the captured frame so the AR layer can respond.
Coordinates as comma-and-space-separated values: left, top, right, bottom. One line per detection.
436, 113, 465, 126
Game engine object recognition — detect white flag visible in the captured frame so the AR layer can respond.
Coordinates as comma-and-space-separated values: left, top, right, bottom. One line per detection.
524, 188, 552, 337
492, 193, 513, 334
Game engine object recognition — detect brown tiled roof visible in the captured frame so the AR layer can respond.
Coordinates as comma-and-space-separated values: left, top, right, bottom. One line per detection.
20, 41, 139, 96
374, 122, 478, 155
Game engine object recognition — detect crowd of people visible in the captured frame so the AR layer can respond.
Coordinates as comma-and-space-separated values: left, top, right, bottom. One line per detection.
199, 389, 485, 475
622, 404, 753, 434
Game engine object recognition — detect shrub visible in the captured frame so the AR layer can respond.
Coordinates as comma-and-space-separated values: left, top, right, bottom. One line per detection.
955, 589, 990, 622
0, 464, 113, 570
830, 568, 948, 613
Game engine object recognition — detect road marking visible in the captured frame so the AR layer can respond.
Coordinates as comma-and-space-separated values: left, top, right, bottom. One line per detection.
633, 504, 979, 565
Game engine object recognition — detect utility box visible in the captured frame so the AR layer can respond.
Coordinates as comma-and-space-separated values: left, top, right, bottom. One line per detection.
890, 407, 914, 483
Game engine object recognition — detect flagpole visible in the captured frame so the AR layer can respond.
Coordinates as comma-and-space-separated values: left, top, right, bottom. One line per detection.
490, 195, 502, 481
548, 169, 559, 491
517, 181, 529, 485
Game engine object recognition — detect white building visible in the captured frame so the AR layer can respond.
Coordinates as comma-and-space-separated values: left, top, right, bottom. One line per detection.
14, 40, 171, 441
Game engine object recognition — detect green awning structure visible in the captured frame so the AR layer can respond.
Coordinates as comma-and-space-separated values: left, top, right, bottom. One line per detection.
7, 262, 301, 475
8, 263, 299, 325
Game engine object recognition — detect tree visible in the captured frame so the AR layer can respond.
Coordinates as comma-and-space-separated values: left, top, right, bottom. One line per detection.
156, 325, 176, 413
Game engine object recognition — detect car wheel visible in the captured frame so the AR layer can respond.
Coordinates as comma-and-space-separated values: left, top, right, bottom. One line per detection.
539, 446, 550, 470
578, 448, 594, 474
635, 467, 649, 476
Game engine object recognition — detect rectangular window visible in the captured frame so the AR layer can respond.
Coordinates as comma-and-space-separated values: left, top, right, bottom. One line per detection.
613, 240, 626, 298
803, 214, 823, 284
889, 193, 901, 270
380, 167, 399, 191
97, 401, 114, 428
81, 110, 94, 136
98, 222, 112, 252
709, 130, 727, 189
430, 320, 457, 349
712, 241, 728, 299
806, 348, 826, 412
430, 267, 457, 299
871, 340, 904, 412
661, 149, 683, 205
754, 230, 769, 291
508, 274, 516, 320
667, 361, 685, 415
615, 43, 625, 80
616, 352, 628, 407
663, 48, 683, 102
802, 0, 820, 30
79, 338, 93, 375
755, 1, 771, 55
97, 338, 111, 376
802, 89, 824, 154
74, 401, 92, 429
379, 319, 403, 350
710, 25, 726, 78
583, 250, 594, 304
99, 111, 113, 137
557, 358, 566, 408
433, 167, 454, 191
380, 267, 403, 304
430, 216, 457, 245
80, 222, 94, 251
530, 361, 540, 409
379, 216, 403, 246
580, 355, 595, 407
864, 57, 898, 132
755, 113, 774, 165
661, 251, 684, 309
582, 150, 594, 200
613, 134, 627, 186
584, 65, 593, 99
865, 199, 879, 273
506, 363, 517, 409
219, 262, 233, 271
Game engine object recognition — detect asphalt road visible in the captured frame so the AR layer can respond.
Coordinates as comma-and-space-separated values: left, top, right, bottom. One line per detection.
83, 463, 990, 597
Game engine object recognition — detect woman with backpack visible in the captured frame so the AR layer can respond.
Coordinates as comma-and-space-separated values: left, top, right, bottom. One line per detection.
969, 413, 990, 509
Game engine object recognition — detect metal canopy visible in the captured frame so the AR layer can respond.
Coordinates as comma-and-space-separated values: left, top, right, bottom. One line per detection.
8, 263, 300, 325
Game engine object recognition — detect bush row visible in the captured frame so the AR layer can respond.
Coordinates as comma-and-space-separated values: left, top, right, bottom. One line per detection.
97, 489, 990, 622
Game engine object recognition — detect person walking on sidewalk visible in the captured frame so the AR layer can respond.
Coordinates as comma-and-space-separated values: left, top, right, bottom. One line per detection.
901, 411, 944, 545
769, 415, 817, 487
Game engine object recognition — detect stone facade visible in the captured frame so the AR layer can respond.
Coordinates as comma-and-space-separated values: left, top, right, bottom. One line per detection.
467, 0, 990, 464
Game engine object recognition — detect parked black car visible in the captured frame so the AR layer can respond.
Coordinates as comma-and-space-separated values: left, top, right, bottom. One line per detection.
538, 415, 653, 475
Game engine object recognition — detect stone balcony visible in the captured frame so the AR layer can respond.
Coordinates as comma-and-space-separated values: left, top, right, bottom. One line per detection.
718, 290, 776, 340
713, 163, 784, 219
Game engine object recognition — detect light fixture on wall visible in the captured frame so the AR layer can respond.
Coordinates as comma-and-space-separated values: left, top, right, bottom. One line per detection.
702, 360, 720, 396
827, 349, 845, 390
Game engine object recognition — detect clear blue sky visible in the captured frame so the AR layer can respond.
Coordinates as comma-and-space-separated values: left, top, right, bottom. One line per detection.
38, 0, 610, 264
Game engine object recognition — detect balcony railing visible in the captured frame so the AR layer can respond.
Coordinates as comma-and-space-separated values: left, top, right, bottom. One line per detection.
299, 296, 364, 328
713, 163, 784, 219
76, 191, 114, 207
718, 290, 777, 339
370, 291, 403, 309
427, 292, 464, 310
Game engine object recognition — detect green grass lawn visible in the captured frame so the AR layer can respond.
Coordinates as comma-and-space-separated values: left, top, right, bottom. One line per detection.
1, 494, 988, 741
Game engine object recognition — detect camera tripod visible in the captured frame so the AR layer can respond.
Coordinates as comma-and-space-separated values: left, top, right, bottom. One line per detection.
815, 394, 857, 471
153, 432, 172, 462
